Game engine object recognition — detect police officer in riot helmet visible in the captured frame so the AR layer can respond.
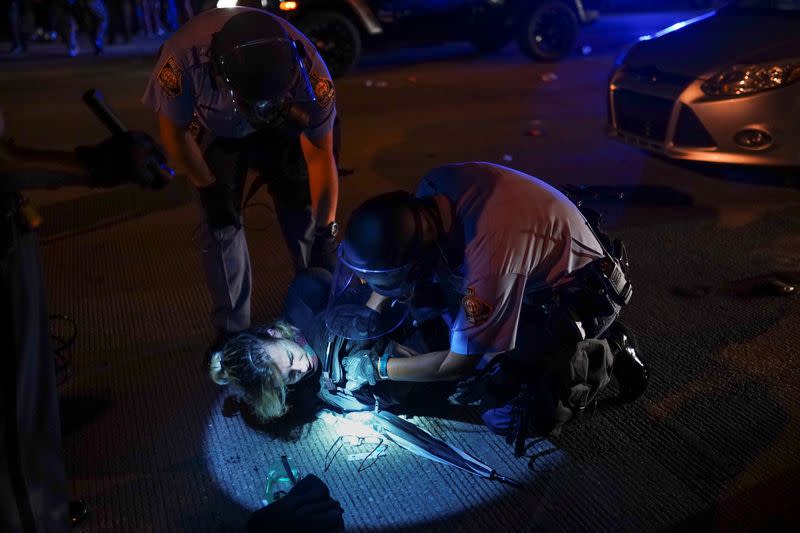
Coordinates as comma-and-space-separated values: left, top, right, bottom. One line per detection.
143, 7, 340, 344
333, 162, 648, 439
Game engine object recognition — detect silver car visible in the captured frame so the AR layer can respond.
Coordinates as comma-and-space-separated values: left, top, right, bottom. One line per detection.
608, 1, 800, 167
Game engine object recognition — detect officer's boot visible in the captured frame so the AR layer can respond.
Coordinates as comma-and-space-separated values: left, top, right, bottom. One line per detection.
606, 321, 648, 403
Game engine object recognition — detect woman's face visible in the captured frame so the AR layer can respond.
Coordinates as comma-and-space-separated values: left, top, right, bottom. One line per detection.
264, 338, 318, 386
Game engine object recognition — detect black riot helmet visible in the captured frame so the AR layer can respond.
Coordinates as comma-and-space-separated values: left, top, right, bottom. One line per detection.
339, 191, 439, 298
209, 10, 316, 128
322, 191, 443, 340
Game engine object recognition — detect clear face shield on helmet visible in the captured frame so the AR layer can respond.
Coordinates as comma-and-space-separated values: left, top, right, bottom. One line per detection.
214, 38, 317, 128
320, 245, 414, 341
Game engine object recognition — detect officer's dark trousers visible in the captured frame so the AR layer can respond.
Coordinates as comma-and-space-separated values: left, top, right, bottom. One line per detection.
1, 201, 69, 532
478, 278, 620, 437
197, 123, 340, 334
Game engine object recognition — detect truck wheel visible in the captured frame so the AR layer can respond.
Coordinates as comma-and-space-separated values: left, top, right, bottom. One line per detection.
517, 1, 578, 62
295, 11, 362, 78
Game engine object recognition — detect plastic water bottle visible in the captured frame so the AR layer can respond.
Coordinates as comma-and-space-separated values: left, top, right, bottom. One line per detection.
265, 456, 300, 503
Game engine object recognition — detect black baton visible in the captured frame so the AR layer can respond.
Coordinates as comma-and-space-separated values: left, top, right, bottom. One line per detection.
82, 89, 128, 135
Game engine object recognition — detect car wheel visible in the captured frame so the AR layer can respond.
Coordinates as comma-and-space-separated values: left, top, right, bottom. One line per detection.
517, 1, 578, 62
469, 31, 511, 54
295, 11, 362, 78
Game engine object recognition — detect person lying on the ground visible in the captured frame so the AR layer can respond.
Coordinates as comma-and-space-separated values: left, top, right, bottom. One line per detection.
207, 268, 429, 422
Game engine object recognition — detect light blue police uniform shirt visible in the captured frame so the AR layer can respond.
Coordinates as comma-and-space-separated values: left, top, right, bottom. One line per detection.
141, 7, 336, 141
416, 162, 606, 356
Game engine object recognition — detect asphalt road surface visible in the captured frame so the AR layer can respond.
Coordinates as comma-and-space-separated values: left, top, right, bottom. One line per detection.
2, 11, 799, 532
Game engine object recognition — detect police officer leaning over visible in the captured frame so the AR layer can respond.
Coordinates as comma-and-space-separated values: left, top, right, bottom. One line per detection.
142, 7, 341, 341
336, 162, 648, 441
0, 110, 168, 531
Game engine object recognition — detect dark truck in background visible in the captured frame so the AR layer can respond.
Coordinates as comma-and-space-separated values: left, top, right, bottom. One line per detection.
224, 0, 600, 76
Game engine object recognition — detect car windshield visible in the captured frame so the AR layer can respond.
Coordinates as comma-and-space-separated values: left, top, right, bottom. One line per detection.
729, 0, 800, 10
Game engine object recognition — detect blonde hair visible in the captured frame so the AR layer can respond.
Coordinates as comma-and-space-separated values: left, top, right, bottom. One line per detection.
209, 321, 303, 422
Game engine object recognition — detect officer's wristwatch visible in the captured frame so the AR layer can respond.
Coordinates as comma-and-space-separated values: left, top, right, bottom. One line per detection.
315, 221, 339, 239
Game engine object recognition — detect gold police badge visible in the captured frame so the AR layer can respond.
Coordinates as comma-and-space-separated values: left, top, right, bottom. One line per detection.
310, 73, 334, 108
462, 287, 492, 326
157, 56, 183, 98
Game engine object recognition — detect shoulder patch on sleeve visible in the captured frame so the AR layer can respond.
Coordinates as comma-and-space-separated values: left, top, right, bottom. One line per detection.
462, 287, 493, 326
310, 72, 335, 108
157, 56, 183, 98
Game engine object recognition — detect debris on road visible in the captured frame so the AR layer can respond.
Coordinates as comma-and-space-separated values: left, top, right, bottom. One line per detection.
674, 275, 798, 299
767, 280, 796, 296
728, 276, 798, 298
525, 119, 546, 138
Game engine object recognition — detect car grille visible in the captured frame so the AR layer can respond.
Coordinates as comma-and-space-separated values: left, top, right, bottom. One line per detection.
612, 89, 674, 142
673, 105, 716, 148
622, 66, 694, 89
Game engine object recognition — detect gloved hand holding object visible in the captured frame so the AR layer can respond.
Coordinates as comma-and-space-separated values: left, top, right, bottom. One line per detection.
75, 131, 172, 189
247, 474, 344, 533
342, 349, 379, 391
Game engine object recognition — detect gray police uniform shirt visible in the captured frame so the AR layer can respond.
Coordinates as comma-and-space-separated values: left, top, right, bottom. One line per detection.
141, 7, 336, 142
416, 162, 606, 356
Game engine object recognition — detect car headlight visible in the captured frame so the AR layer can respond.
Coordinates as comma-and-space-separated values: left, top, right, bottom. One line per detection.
702, 61, 800, 97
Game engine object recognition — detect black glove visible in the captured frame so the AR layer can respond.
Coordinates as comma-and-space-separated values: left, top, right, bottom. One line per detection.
247, 474, 344, 533
309, 232, 338, 272
76, 131, 172, 189
197, 179, 240, 229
